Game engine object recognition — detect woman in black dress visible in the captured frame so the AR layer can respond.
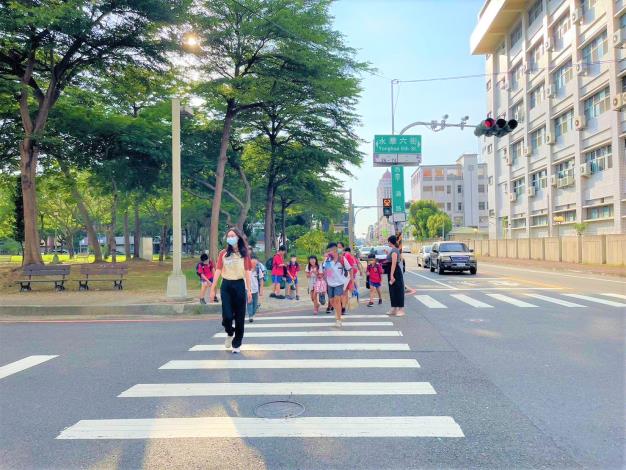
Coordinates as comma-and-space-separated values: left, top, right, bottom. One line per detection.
386, 235, 405, 316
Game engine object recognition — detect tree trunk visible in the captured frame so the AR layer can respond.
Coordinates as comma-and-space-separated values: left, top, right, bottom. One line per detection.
209, 102, 236, 261
109, 192, 118, 263
133, 203, 141, 259
19, 140, 42, 265
264, 184, 276, 260
123, 211, 131, 260
67, 232, 75, 259
159, 224, 166, 262
235, 163, 252, 230
280, 199, 287, 250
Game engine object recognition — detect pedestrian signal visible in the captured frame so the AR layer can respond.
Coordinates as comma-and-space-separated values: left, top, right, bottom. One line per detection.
382, 198, 392, 217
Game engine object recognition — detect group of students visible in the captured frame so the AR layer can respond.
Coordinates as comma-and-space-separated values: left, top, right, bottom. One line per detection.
198, 226, 405, 353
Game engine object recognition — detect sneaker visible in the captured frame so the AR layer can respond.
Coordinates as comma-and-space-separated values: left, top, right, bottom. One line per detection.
325, 307, 332, 314
341, 308, 346, 315
334, 320, 342, 328
232, 347, 240, 354
269, 293, 277, 298
249, 317, 254, 323
199, 298, 206, 305
367, 302, 374, 307
378, 299, 383, 305
224, 335, 233, 349
296, 295, 300, 300
277, 295, 286, 299
214, 296, 219, 303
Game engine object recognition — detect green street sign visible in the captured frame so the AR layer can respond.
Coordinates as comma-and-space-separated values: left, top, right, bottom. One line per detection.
374, 135, 421, 154
391, 165, 405, 214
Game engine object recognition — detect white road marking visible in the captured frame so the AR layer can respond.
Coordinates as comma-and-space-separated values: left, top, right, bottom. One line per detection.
480, 263, 626, 285
485, 294, 538, 308
254, 315, 389, 320
119, 382, 436, 397
411, 287, 563, 291
524, 294, 586, 308
247, 321, 394, 328
602, 293, 626, 300
213, 331, 403, 337
450, 294, 493, 308
159, 359, 420, 370
563, 294, 626, 307
0, 355, 58, 380
414, 295, 447, 309
56, 416, 464, 439
190, 343, 411, 351
406, 271, 455, 289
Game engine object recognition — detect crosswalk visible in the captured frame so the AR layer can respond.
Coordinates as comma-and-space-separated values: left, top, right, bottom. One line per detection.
57, 313, 465, 440
412, 292, 626, 310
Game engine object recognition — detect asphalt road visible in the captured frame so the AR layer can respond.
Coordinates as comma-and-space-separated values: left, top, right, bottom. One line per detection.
0, 260, 624, 469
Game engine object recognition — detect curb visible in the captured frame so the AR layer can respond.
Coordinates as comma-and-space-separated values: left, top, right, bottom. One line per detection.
0, 303, 222, 317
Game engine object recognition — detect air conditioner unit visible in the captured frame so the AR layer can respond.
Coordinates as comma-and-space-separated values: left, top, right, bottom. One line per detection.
580, 162, 591, 177
557, 175, 574, 188
544, 37, 553, 51
527, 186, 537, 197
509, 192, 517, 202
574, 115, 586, 130
575, 63, 587, 76
523, 147, 532, 158
614, 30, 625, 48
546, 84, 556, 98
571, 7, 583, 25
550, 175, 557, 187
612, 94, 625, 111
545, 133, 555, 145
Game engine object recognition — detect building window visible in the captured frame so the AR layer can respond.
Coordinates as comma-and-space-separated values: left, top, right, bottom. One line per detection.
586, 204, 613, 220
510, 100, 524, 124
530, 127, 545, 155
583, 86, 610, 121
510, 63, 523, 91
453, 216, 463, 226
585, 144, 612, 174
528, 43, 543, 73
529, 83, 544, 109
457, 185, 462, 194
478, 201, 486, 211
552, 61, 573, 93
555, 159, 574, 179
512, 178, 525, 196
528, 0, 542, 27
511, 140, 522, 166
554, 109, 574, 140
582, 30, 608, 66
531, 215, 548, 226
512, 218, 526, 228
435, 185, 445, 192
423, 186, 433, 193
510, 22, 523, 49
552, 14, 571, 50
581, 0, 598, 17
437, 203, 445, 210
446, 185, 451, 194
447, 202, 452, 211
478, 184, 485, 193
457, 202, 463, 211
531, 169, 547, 190
621, 13, 626, 33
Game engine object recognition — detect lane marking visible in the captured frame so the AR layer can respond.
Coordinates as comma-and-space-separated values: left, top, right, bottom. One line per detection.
159, 359, 420, 369
414, 295, 447, 309
602, 293, 626, 300
480, 263, 626, 285
213, 331, 403, 337
56, 416, 464, 439
254, 315, 388, 320
190, 343, 411, 351
409, 287, 563, 291
450, 294, 493, 308
406, 271, 455, 289
485, 294, 538, 308
0, 355, 58, 380
563, 294, 626, 307
247, 321, 394, 329
524, 293, 585, 308
119, 382, 435, 397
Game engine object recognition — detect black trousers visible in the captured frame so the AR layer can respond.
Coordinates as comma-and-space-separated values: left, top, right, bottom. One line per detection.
221, 279, 246, 348
388, 265, 405, 308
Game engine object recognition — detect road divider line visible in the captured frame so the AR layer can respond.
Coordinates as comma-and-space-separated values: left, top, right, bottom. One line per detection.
485, 294, 538, 308
56, 416, 464, 439
213, 331, 403, 338
563, 294, 626, 307
159, 359, 420, 370
524, 293, 585, 307
247, 321, 394, 329
406, 271, 456, 289
190, 343, 411, 351
119, 382, 435, 397
414, 295, 447, 309
450, 294, 493, 308
253, 315, 389, 320
0, 355, 58, 380
602, 293, 626, 300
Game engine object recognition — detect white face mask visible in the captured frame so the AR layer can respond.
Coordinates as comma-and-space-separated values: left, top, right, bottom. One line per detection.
226, 236, 238, 246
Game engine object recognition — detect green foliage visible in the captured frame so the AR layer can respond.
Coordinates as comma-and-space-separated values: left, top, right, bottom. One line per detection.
408, 200, 439, 240
295, 229, 328, 257
0, 175, 17, 240
427, 213, 452, 239
285, 225, 308, 242
574, 222, 588, 236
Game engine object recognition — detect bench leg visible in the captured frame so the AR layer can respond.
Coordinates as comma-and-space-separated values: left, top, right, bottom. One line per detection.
19, 282, 31, 292
114, 280, 123, 290
79, 281, 89, 291
55, 281, 66, 292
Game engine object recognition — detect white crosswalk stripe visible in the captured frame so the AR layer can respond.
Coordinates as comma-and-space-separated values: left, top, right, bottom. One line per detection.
159, 359, 420, 370
601, 293, 626, 301
0, 355, 58, 380
414, 295, 447, 308
214, 330, 403, 337
190, 343, 411, 351
485, 294, 538, 308
247, 321, 394, 328
119, 382, 436, 397
563, 294, 626, 307
524, 294, 585, 307
450, 294, 493, 308
254, 314, 388, 320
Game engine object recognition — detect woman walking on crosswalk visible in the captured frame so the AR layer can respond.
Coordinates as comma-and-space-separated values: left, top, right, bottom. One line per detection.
386, 235, 405, 316
210, 227, 253, 354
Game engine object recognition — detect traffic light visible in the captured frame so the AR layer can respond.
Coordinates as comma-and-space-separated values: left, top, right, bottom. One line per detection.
474, 117, 518, 138
382, 198, 392, 217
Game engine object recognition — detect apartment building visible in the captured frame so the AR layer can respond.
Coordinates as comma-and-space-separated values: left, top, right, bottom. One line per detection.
376, 169, 392, 221
410, 154, 489, 230
471, 0, 625, 238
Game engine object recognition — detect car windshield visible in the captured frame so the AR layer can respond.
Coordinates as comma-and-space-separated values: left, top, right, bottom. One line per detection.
439, 243, 469, 252
424, 246, 432, 253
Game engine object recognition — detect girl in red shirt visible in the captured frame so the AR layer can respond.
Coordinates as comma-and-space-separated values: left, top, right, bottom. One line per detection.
366, 253, 384, 306
286, 255, 300, 300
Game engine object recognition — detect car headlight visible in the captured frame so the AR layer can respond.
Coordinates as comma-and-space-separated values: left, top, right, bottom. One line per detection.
440, 256, 451, 262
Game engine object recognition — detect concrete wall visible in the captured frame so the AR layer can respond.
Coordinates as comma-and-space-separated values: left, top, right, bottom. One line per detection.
530, 239, 544, 260
561, 237, 581, 264
489, 240, 498, 257
497, 240, 506, 258
544, 238, 561, 262
581, 236, 606, 265
506, 239, 517, 258
517, 238, 530, 259
606, 235, 626, 266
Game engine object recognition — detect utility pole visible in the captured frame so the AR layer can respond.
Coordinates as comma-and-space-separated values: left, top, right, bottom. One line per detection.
348, 188, 354, 249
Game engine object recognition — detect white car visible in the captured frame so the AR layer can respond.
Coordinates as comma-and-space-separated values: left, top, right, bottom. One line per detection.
417, 245, 432, 268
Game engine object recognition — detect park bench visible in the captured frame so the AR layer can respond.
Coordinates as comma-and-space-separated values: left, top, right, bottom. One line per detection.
15, 264, 71, 292
0, 255, 13, 263
75, 253, 90, 262
76, 263, 128, 291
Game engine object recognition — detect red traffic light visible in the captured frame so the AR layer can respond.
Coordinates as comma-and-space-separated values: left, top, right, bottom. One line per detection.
484, 118, 495, 128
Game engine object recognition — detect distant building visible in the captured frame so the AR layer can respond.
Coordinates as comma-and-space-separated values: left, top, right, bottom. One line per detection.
410, 154, 489, 231
376, 170, 392, 220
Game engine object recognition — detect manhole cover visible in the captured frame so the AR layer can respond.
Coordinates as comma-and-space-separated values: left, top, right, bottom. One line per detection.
254, 400, 305, 419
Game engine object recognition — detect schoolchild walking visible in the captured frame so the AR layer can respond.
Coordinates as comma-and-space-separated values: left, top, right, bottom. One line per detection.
286, 255, 300, 300
197, 253, 214, 304
247, 253, 265, 322
305, 256, 322, 314
323, 242, 352, 328
366, 253, 384, 306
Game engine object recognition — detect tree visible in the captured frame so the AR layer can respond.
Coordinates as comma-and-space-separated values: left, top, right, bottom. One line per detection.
0, 0, 189, 264
295, 229, 327, 257
574, 222, 588, 236
408, 200, 439, 240
427, 213, 452, 239
12, 176, 24, 256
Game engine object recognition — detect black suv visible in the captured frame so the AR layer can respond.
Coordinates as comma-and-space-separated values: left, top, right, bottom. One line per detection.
430, 241, 477, 275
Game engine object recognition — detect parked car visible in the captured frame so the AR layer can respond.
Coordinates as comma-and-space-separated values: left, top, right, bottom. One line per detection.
359, 247, 373, 261
372, 246, 389, 262
430, 241, 477, 275
417, 245, 432, 268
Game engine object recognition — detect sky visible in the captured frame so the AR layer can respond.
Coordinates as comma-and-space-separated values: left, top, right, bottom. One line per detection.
329, 0, 487, 237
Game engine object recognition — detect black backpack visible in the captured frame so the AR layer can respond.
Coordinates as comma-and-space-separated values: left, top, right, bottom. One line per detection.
265, 257, 274, 271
